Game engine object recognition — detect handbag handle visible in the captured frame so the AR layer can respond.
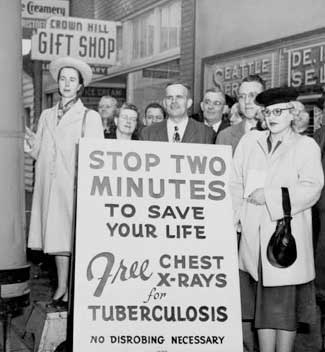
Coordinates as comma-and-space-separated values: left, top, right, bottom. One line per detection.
281, 187, 291, 218
81, 109, 89, 138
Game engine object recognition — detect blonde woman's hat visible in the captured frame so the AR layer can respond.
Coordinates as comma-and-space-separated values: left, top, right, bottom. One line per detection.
255, 87, 298, 108
49, 57, 92, 86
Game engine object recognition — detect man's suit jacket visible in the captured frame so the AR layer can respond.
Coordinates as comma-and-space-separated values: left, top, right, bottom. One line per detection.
211, 119, 230, 142
140, 118, 215, 144
191, 113, 230, 141
215, 120, 246, 155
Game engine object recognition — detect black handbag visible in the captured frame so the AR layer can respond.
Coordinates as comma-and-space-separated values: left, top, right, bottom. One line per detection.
266, 187, 297, 268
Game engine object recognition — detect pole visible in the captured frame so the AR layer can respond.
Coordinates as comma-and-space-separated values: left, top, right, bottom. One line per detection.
0, 0, 28, 296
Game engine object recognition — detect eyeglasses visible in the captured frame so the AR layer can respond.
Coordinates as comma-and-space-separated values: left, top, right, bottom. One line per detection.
203, 99, 224, 106
262, 107, 293, 117
237, 92, 258, 100
98, 105, 113, 109
119, 115, 138, 122
146, 115, 164, 122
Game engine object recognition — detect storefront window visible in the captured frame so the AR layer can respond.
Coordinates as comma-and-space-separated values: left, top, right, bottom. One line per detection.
159, 1, 181, 52
128, 59, 180, 118
128, 0, 181, 61
202, 29, 325, 134
132, 10, 155, 59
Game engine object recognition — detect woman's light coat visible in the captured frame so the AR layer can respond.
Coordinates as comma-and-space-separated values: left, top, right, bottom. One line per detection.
27, 99, 103, 253
231, 130, 324, 286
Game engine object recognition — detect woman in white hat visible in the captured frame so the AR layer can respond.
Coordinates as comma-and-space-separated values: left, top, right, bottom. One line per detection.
25, 57, 103, 309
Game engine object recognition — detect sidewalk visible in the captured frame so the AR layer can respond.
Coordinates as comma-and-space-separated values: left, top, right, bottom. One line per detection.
0, 254, 56, 351
0, 192, 56, 351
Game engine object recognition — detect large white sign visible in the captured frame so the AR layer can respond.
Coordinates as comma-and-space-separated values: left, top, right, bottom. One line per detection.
73, 139, 243, 352
31, 16, 118, 65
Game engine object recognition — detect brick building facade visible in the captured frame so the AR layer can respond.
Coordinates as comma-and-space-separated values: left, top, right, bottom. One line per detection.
67, 0, 197, 116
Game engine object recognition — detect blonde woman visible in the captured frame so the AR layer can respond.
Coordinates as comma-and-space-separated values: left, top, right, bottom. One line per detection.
231, 87, 323, 352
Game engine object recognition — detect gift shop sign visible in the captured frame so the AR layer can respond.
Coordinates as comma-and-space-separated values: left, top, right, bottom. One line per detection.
31, 16, 119, 65
287, 42, 325, 87
73, 139, 243, 352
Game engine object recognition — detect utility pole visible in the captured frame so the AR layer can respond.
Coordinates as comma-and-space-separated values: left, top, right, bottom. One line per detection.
0, 0, 29, 292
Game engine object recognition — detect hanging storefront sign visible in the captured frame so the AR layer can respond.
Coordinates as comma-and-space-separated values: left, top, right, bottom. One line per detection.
73, 139, 243, 352
83, 87, 126, 99
202, 29, 325, 135
202, 28, 325, 98
42, 61, 112, 75
203, 52, 274, 97
31, 16, 119, 65
286, 43, 325, 87
21, 0, 69, 30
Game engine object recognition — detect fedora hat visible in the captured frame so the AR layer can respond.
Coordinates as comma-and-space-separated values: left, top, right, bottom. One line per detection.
49, 57, 92, 86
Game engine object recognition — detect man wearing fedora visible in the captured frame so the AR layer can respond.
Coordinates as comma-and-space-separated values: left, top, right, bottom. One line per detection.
25, 57, 103, 310
215, 74, 265, 351
98, 94, 118, 136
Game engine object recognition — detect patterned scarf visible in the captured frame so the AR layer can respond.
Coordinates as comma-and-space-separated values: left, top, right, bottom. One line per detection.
57, 98, 78, 124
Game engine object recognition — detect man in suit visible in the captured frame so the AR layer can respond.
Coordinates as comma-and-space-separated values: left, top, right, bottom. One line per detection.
143, 102, 166, 126
216, 74, 265, 154
98, 95, 118, 135
200, 87, 230, 141
140, 82, 214, 144
216, 75, 265, 352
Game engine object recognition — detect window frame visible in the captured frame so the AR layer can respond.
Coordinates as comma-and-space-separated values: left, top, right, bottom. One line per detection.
122, 0, 181, 65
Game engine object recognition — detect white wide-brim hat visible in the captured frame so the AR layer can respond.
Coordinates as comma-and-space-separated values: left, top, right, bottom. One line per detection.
49, 57, 92, 86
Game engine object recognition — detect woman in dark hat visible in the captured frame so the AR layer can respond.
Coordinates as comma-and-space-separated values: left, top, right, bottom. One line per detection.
25, 57, 103, 309
231, 87, 323, 351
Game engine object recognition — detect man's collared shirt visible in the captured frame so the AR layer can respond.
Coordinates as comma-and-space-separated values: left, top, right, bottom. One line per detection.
205, 120, 222, 133
244, 119, 258, 133
167, 116, 189, 142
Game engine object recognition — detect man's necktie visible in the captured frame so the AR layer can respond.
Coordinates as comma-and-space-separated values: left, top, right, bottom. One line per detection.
173, 126, 180, 142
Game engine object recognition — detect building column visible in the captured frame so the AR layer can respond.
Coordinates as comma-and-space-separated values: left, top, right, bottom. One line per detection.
0, 0, 27, 294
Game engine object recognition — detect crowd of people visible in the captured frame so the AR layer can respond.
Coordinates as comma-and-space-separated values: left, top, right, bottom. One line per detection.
24, 56, 325, 352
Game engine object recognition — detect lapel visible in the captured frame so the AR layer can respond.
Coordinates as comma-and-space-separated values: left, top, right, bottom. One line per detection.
256, 130, 298, 161
231, 120, 246, 138
57, 99, 85, 129
182, 118, 196, 143
157, 120, 168, 141
255, 131, 270, 156
41, 105, 59, 145
45, 104, 59, 132
216, 119, 230, 136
